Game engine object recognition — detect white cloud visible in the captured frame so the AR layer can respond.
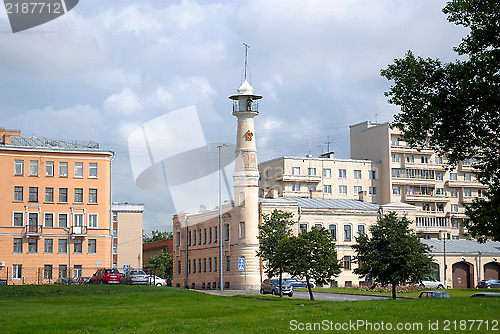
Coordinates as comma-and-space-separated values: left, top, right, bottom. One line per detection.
102, 4, 162, 35
103, 87, 143, 115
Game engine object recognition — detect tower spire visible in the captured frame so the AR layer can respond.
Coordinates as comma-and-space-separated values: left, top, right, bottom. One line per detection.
243, 43, 250, 83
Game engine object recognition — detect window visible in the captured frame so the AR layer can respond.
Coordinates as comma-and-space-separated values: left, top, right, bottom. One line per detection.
59, 265, 67, 279
292, 167, 300, 175
74, 188, 83, 203
214, 226, 217, 243
73, 239, 82, 254
328, 224, 337, 241
44, 265, 53, 280
392, 186, 401, 195
464, 189, 472, 197
59, 188, 68, 203
113, 244, 117, 254
113, 228, 117, 238
58, 213, 68, 228
323, 168, 331, 178
214, 257, 217, 272
344, 225, 352, 241
323, 185, 332, 194
391, 138, 399, 146
478, 189, 484, 198
436, 188, 444, 196
193, 259, 196, 273
299, 223, 308, 234
29, 160, 38, 176
343, 256, 352, 270
437, 204, 444, 212
198, 229, 202, 245
14, 186, 23, 202
421, 156, 429, 163
74, 162, 83, 177
198, 259, 201, 273
46, 161, 54, 176
88, 214, 98, 228
13, 238, 23, 253
226, 256, 231, 271
357, 225, 365, 237
44, 239, 53, 253
435, 156, 443, 164
209, 258, 212, 272
354, 186, 362, 195
369, 187, 376, 195
338, 169, 346, 179
113, 212, 117, 222
88, 239, 96, 254
28, 213, 38, 230
193, 230, 196, 245
406, 155, 414, 163
13, 212, 23, 227
73, 265, 82, 278
450, 173, 457, 181
89, 189, 97, 204
59, 162, 68, 177
264, 170, 270, 180
239, 222, 245, 239
392, 154, 400, 163
451, 204, 459, 212
369, 170, 376, 179
29, 187, 38, 202
209, 227, 212, 243
187, 260, 191, 274
339, 185, 347, 195
308, 168, 316, 176
45, 187, 54, 202
292, 183, 300, 192
13, 264, 22, 280
15, 160, 24, 175
314, 223, 323, 230
73, 213, 84, 230
58, 239, 68, 254
464, 173, 471, 181
436, 172, 443, 181
354, 170, 362, 179
224, 224, 230, 241
44, 213, 53, 227
28, 238, 38, 253
203, 258, 207, 272
450, 189, 458, 198
89, 163, 98, 177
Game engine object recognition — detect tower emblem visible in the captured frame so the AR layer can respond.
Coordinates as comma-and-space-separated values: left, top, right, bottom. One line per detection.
244, 130, 253, 141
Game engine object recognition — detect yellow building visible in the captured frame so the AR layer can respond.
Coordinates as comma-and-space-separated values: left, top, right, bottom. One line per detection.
111, 202, 144, 271
0, 128, 114, 284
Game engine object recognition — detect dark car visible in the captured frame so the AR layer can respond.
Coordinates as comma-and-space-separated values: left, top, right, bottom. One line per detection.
90, 268, 122, 284
471, 292, 500, 297
124, 270, 149, 285
418, 291, 450, 298
477, 279, 500, 289
76, 277, 91, 285
284, 278, 315, 289
261, 279, 293, 297
0, 278, 7, 285
55, 278, 78, 285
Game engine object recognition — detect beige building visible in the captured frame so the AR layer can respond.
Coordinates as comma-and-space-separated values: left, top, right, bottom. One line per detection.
111, 202, 144, 271
350, 121, 487, 240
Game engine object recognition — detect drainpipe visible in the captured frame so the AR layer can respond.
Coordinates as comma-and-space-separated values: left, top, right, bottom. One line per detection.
185, 216, 189, 288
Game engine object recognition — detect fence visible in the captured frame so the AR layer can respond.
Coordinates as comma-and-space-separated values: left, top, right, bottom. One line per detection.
0, 267, 99, 285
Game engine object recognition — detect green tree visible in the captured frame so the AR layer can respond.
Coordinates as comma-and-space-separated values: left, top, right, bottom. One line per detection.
381, 0, 500, 241
148, 250, 173, 280
257, 209, 295, 297
144, 230, 173, 243
283, 227, 341, 301
352, 212, 433, 299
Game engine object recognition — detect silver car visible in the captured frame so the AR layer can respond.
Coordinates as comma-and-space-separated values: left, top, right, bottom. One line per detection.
261, 279, 293, 297
124, 270, 149, 285
419, 277, 445, 289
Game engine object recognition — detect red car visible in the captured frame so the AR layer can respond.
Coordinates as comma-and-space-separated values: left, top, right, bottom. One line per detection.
90, 268, 122, 284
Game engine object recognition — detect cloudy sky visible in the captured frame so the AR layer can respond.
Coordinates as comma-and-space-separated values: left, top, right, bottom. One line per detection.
0, 0, 467, 232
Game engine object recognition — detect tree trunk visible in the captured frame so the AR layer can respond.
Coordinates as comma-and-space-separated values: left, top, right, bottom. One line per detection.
391, 281, 397, 300
279, 269, 283, 298
305, 273, 314, 301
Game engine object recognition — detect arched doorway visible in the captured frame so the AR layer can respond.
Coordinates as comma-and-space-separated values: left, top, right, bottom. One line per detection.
452, 262, 474, 289
484, 262, 500, 280
430, 262, 440, 281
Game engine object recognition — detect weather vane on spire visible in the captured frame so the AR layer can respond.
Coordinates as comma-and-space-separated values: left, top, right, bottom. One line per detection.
243, 43, 251, 82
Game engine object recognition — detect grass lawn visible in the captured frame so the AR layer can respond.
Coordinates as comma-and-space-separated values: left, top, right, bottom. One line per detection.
0, 285, 498, 333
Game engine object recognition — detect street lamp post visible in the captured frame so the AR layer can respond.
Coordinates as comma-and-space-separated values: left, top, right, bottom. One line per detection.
217, 143, 228, 291
64, 227, 71, 279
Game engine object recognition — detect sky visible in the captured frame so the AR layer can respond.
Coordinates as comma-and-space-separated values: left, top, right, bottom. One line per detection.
0, 0, 468, 233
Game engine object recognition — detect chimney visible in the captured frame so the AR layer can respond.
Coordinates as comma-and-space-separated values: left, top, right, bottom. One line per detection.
0, 128, 21, 144
358, 190, 367, 202
310, 190, 323, 199
2, 134, 10, 145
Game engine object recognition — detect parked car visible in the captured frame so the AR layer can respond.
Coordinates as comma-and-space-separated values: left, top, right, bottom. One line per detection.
477, 279, 500, 289
55, 278, 79, 285
261, 279, 293, 297
124, 270, 149, 285
0, 278, 7, 285
76, 277, 91, 285
471, 292, 500, 297
418, 291, 450, 298
418, 277, 445, 289
148, 275, 169, 287
90, 268, 122, 284
284, 278, 315, 289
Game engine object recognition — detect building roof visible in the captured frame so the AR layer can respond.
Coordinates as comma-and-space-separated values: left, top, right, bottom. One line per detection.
422, 239, 500, 255
258, 155, 377, 165
3, 135, 112, 153
261, 197, 380, 211
112, 203, 145, 212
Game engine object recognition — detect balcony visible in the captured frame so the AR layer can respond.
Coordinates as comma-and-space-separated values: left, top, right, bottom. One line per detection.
392, 177, 436, 186
277, 174, 321, 183
71, 226, 87, 236
404, 193, 449, 202
24, 225, 42, 237
446, 180, 486, 188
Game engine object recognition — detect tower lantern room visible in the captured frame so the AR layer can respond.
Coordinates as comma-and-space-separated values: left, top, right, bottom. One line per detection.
229, 79, 262, 114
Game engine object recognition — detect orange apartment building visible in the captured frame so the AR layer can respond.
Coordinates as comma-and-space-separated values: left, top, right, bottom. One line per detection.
0, 128, 114, 284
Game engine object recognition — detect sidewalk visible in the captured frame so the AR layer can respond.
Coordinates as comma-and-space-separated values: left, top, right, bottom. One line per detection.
195, 289, 259, 297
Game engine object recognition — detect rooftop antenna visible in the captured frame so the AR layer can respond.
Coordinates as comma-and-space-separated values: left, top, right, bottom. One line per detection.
375, 113, 378, 124
325, 136, 332, 153
242, 43, 251, 83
